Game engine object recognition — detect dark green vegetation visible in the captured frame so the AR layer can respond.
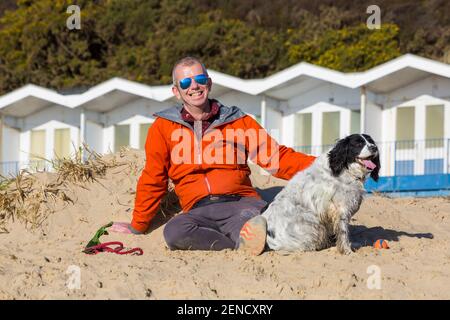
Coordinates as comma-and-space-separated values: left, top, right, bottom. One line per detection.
0, 0, 449, 94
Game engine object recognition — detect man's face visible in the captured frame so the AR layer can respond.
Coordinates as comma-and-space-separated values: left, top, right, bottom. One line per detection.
172, 62, 212, 109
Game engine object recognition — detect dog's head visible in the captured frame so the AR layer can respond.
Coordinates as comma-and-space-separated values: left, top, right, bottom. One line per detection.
328, 134, 380, 182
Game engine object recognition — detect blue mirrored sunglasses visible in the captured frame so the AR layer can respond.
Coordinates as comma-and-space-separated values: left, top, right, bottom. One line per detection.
178, 74, 209, 90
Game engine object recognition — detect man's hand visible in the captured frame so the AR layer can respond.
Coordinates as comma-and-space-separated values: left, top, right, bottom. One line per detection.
110, 222, 143, 235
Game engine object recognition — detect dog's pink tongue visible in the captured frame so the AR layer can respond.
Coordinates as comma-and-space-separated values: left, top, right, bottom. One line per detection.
363, 160, 376, 170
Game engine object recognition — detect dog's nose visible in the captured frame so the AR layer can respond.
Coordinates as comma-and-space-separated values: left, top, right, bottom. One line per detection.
369, 145, 378, 153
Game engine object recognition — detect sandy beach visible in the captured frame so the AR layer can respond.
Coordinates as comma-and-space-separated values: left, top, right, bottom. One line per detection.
0, 148, 449, 299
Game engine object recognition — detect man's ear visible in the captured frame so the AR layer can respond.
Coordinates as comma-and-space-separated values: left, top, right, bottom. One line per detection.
370, 154, 381, 182
328, 137, 350, 177
207, 78, 212, 91
172, 85, 181, 100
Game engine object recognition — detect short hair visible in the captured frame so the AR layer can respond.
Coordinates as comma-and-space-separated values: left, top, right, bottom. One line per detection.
172, 56, 208, 85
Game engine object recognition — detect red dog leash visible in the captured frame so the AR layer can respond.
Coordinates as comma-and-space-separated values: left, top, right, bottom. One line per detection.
83, 222, 144, 256
84, 241, 144, 255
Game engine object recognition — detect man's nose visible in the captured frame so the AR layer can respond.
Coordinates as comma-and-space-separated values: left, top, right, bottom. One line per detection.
190, 79, 200, 88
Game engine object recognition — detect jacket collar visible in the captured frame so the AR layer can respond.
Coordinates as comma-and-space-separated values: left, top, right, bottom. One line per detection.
154, 99, 247, 131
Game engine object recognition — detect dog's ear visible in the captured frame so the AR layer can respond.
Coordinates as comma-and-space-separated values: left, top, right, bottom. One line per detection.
328, 137, 350, 177
370, 154, 381, 182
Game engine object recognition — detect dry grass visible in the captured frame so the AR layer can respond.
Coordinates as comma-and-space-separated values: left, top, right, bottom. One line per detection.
0, 171, 72, 232
0, 145, 119, 232
52, 144, 123, 184
0, 146, 181, 232
160, 180, 181, 217
0, 177, 12, 191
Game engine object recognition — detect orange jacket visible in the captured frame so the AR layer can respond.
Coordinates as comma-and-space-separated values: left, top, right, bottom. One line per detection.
131, 102, 316, 232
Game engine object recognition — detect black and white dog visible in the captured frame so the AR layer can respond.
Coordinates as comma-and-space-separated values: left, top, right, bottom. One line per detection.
262, 134, 380, 254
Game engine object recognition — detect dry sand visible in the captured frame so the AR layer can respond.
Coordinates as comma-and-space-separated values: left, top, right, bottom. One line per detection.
0, 148, 449, 299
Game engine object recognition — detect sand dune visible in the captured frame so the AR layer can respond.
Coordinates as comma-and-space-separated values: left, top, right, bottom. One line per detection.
0, 148, 449, 299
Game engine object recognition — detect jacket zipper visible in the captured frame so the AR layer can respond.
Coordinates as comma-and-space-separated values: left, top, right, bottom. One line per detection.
156, 108, 247, 196
202, 116, 248, 194
204, 174, 212, 194
155, 111, 247, 135
192, 120, 211, 194
204, 115, 247, 135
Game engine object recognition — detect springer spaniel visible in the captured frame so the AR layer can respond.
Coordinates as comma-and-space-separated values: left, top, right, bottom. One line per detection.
262, 134, 380, 254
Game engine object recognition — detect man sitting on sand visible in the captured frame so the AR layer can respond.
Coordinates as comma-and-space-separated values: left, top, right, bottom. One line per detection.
111, 57, 316, 255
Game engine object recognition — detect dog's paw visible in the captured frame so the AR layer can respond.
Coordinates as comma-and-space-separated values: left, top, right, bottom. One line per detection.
275, 250, 293, 256
337, 245, 354, 255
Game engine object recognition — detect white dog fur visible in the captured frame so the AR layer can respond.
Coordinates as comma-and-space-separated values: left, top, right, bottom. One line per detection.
262, 134, 380, 254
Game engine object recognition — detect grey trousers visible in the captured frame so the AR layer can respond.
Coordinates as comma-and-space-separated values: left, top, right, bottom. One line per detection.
163, 197, 267, 251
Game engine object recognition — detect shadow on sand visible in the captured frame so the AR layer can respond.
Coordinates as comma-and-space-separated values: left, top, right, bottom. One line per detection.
256, 187, 435, 250
145, 210, 179, 234
350, 224, 434, 248
256, 187, 284, 204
